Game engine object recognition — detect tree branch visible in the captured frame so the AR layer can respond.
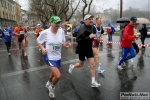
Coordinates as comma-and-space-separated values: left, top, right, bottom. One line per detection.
87, 0, 93, 13
82, 0, 88, 20
67, 0, 81, 20
58, 0, 70, 16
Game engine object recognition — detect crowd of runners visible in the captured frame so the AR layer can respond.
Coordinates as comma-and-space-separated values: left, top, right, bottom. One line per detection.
0, 14, 148, 98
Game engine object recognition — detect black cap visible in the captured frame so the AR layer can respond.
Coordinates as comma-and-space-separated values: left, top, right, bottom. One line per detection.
130, 17, 137, 22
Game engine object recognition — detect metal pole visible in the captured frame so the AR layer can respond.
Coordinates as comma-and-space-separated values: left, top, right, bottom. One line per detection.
120, 0, 123, 18
148, 0, 150, 19
148, 0, 149, 12
118, 1, 119, 18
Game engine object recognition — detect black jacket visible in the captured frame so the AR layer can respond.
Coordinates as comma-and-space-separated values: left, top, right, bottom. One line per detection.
139, 28, 147, 37
75, 24, 93, 54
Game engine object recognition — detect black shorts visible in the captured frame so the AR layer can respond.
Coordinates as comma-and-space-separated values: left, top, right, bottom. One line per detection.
132, 42, 139, 54
37, 33, 40, 37
78, 50, 94, 61
18, 35, 24, 42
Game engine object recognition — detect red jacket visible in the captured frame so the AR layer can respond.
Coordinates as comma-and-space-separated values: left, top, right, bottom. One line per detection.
107, 27, 111, 34
121, 24, 135, 48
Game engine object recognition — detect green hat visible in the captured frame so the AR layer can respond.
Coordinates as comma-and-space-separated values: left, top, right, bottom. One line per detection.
50, 16, 61, 23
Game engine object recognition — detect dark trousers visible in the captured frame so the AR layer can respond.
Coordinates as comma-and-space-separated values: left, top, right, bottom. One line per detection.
141, 36, 146, 48
108, 34, 112, 42
119, 46, 136, 65
132, 42, 139, 54
5, 42, 11, 53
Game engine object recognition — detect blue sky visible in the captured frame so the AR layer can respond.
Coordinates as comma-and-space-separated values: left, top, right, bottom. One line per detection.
19, 0, 150, 11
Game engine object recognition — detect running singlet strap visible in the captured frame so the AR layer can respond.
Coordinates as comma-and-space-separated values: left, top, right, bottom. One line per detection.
94, 25, 101, 37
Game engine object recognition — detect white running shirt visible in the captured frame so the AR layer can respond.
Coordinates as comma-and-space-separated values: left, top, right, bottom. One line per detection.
37, 27, 66, 60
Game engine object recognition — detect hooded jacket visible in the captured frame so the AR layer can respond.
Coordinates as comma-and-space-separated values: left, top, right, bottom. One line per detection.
121, 24, 135, 48
1, 29, 12, 42
108, 22, 116, 34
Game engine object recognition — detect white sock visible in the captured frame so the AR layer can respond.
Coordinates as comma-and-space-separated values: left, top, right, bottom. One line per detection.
71, 65, 74, 69
91, 77, 95, 84
98, 66, 101, 69
48, 81, 51, 85
84, 58, 87, 63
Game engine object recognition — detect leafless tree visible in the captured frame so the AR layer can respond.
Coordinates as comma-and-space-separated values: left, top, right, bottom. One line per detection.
29, 0, 52, 25
63, 0, 81, 21
29, 0, 108, 25
80, 0, 107, 20
29, 0, 81, 25
81, 0, 92, 20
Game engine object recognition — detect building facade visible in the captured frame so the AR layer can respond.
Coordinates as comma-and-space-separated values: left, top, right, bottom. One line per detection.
22, 9, 39, 27
14, 1, 22, 23
0, 0, 21, 27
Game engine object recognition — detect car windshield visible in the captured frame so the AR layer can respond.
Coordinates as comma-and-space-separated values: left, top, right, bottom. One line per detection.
147, 27, 150, 31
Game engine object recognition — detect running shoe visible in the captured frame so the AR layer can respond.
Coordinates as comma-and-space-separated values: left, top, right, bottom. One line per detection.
48, 85, 55, 98
91, 81, 101, 87
69, 64, 74, 74
117, 65, 123, 70
46, 81, 51, 89
131, 59, 134, 63
98, 67, 105, 73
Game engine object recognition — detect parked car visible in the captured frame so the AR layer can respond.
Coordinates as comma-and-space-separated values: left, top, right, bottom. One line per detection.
115, 26, 120, 32
146, 27, 150, 38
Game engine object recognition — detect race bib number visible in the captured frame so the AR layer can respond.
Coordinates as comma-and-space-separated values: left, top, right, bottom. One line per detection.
50, 44, 61, 52
20, 31, 24, 34
96, 32, 101, 37
4, 32, 9, 35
